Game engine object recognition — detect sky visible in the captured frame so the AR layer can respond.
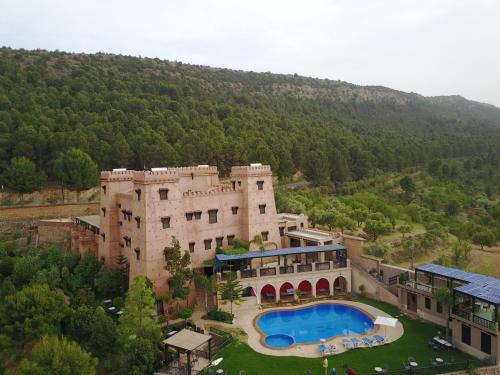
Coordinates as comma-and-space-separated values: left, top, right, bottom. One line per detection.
1, 0, 500, 107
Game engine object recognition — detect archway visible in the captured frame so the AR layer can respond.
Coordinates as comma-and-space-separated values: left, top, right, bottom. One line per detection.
334, 276, 348, 295
280, 282, 294, 300
242, 286, 256, 298
260, 284, 276, 303
316, 278, 330, 296
298, 280, 312, 297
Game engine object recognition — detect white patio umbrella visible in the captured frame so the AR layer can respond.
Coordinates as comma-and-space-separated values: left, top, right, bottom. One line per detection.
374, 316, 398, 339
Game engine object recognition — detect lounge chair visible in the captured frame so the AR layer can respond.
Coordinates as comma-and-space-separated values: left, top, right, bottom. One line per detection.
361, 337, 374, 346
373, 335, 386, 343
351, 338, 362, 347
342, 338, 353, 349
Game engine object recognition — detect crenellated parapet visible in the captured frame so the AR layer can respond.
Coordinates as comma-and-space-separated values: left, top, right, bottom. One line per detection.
101, 170, 134, 181
230, 164, 272, 177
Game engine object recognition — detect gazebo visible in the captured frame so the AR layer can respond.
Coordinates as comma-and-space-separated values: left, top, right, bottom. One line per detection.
162, 329, 213, 375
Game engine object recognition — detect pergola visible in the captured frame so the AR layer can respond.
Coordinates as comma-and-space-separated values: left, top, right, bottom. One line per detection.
162, 329, 213, 375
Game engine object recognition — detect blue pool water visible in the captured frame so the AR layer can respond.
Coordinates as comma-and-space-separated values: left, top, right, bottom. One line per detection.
257, 304, 373, 348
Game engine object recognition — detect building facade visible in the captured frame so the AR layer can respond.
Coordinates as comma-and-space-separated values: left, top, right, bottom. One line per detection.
398, 264, 500, 360
98, 164, 280, 293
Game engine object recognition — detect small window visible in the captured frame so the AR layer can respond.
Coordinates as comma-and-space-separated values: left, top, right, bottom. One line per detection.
259, 204, 266, 214
279, 227, 285, 236
135, 216, 141, 229
101, 233, 106, 241
257, 180, 264, 190
135, 189, 141, 201
425, 297, 431, 310
186, 212, 193, 221
208, 209, 218, 224
189, 242, 195, 253
117, 203, 121, 208
231, 206, 239, 215
161, 217, 171, 229
216, 237, 224, 248
300, 222, 304, 228
437, 301, 443, 314
194, 211, 202, 220
117, 220, 123, 226
102, 185, 107, 194
159, 188, 169, 200
227, 235, 235, 246
261, 231, 269, 241
238, 181, 241, 186
134, 247, 140, 260
204, 239, 212, 250
231, 181, 236, 190
123, 236, 131, 247
462, 324, 471, 345
101, 207, 106, 217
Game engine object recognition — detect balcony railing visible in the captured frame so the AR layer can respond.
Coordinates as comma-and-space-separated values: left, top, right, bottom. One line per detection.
298, 264, 313, 272
279, 266, 294, 274
259, 267, 276, 277
241, 269, 257, 279
399, 279, 434, 294
315, 262, 331, 271
452, 307, 498, 331
219, 259, 350, 281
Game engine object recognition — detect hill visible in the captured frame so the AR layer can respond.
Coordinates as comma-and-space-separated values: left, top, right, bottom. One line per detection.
0, 47, 499, 183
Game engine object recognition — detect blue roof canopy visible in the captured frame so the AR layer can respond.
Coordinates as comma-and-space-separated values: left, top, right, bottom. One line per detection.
215, 244, 346, 272
417, 263, 500, 304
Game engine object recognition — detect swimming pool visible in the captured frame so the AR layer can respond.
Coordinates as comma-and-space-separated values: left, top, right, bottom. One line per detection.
256, 303, 374, 348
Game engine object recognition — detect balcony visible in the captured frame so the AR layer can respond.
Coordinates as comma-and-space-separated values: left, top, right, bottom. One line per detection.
217, 259, 350, 281
452, 307, 498, 332
399, 279, 434, 294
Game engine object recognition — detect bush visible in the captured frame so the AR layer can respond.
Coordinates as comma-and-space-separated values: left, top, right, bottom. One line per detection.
206, 310, 233, 323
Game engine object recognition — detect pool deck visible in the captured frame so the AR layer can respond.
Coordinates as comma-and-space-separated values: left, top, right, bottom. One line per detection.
194, 299, 404, 358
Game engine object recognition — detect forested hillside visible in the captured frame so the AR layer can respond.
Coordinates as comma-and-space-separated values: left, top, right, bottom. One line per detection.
1, 47, 500, 184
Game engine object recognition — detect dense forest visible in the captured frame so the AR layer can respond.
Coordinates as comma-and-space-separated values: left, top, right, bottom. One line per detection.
1, 47, 500, 186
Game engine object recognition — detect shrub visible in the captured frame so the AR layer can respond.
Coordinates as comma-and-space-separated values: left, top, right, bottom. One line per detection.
206, 309, 233, 323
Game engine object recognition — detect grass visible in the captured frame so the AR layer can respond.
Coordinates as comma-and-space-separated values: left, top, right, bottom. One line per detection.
211, 297, 474, 375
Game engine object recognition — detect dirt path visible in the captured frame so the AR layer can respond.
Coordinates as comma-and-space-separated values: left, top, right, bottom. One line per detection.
0, 202, 99, 221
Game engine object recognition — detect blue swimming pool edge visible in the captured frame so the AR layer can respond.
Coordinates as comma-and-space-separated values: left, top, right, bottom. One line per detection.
252, 300, 378, 350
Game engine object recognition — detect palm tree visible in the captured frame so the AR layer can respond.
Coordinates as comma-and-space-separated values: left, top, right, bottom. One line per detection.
194, 273, 213, 313
249, 235, 278, 267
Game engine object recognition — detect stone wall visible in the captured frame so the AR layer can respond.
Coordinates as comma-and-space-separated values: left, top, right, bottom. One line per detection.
1, 202, 98, 221
37, 219, 73, 249
351, 266, 399, 306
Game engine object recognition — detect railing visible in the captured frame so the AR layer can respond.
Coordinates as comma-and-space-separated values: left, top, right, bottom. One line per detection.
400, 279, 434, 294
279, 265, 294, 274
365, 358, 495, 375
241, 269, 256, 278
297, 264, 313, 272
333, 260, 347, 268
259, 267, 276, 276
315, 262, 330, 271
473, 315, 497, 331
452, 306, 471, 320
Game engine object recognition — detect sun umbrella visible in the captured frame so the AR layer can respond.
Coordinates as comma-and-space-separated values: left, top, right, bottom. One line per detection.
373, 316, 398, 338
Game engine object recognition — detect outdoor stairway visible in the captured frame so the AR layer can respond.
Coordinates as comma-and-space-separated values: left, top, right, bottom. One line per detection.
350, 261, 400, 306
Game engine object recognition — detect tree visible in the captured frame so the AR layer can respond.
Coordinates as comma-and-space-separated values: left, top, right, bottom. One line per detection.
0, 284, 67, 343
334, 213, 356, 233
218, 271, 243, 315
95, 264, 129, 297
432, 287, 453, 339
118, 275, 161, 345
16, 335, 98, 375
402, 239, 421, 270
65, 306, 117, 355
11, 255, 40, 287
1, 157, 45, 200
451, 240, 472, 268
399, 176, 416, 194
364, 219, 392, 240
352, 208, 368, 227
164, 237, 192, 300
73, 251, 101, 290
472, 230, 496, 250
397, 223, 414, 240
123, 337, 155, 375
249, 234, 278, 267
53, 148, 99, 200
178, 307, 193, 322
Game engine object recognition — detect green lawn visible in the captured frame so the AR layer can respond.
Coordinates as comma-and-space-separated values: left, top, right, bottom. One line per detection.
211, 297, 475, 375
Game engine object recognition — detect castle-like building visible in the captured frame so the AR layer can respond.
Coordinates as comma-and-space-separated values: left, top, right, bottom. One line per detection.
98, 164, 280, 293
